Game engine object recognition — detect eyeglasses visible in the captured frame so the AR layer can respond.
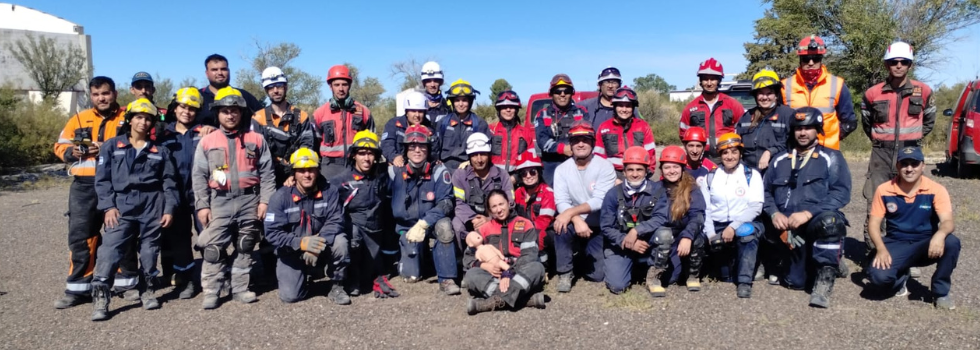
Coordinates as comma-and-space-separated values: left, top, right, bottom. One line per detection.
407, 144, 428, 151
569, 136, 593, 144
552, 88, 573, 96
899, 159, 922, 168
519, 168, 538, 177
800, 55, 823, 63
886, 59, 911, 67
468, 139, 490, 149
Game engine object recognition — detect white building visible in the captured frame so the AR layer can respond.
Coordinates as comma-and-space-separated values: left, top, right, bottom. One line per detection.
668, 74, 742, 102
0, 3, 93, 115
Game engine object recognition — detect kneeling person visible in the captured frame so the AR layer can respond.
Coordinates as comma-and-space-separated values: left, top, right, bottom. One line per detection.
264, 148, 350, 304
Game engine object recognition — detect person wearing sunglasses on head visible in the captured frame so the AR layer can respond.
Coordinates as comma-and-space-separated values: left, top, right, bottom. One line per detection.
781, 35, 857, 151
865, 147, 959, 310
762, 107, 851, 308
420, 61, 452, 125
512, 151, 556, 267
488, 90, 536, 176
860, 42, 936, 276
579, 67, 639, 128
251, 67, 316, 188
679, 58, 746, 165
436, 79, 490, 172
736, 70, 793, 175
594, 86, 657, 181
534, 74, 590, 185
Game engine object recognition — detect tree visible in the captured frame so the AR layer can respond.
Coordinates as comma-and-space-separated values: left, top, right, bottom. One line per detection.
741, 0, 980, 94
344, 63, 385, 108
235, 40, 323, 111
632, 74, 676, 93
390, 57, 430, 91
6, 33, 90, 100
114, 74, 174, 107
488, 79, 513, 103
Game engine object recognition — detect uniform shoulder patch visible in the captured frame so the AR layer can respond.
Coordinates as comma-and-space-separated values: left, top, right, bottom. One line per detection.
514, 220, 526, 231
264, 213, 275, 222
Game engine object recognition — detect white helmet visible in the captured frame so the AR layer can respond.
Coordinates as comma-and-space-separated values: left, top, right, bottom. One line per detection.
465, 133, 491, 155
261, 67, 288, 88
884, 41, 914, 61
404, 91, 427, 111
420, 61, 444, 81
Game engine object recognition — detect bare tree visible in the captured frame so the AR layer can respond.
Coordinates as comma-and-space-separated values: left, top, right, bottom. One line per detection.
390, 57, 435, 91
6, 33, 90, 100
235, 39, 323, 109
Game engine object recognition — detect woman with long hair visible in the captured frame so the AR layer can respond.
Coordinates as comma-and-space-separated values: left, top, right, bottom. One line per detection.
736, 70, 793, 173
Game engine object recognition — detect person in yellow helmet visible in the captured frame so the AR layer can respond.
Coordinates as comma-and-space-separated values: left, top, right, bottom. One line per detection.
736, 70, 792, 173
330, 131, 399, 298
435, 79, 490, 171
264, 148, 350, 304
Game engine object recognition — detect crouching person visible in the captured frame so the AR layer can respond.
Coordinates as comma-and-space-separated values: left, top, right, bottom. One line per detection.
463, 189, 546, 315
264, 148, 350, 305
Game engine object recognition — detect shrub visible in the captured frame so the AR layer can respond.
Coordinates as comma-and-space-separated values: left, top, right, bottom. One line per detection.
0, 88, 65, 170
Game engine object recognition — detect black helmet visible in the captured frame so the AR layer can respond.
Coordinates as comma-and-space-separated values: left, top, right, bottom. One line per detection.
791, 107, 824, 135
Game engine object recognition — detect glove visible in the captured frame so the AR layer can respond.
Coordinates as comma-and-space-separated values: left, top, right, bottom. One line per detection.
301, 251, 319, 266
406, 220, 429, 243
780, 230, 806, 250
300, 236, 327, 254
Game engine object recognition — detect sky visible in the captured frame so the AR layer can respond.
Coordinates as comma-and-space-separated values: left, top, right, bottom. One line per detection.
14, 0, 980, 103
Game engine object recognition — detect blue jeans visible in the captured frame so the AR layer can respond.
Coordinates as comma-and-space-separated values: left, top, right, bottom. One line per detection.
398, 218, 457, 282
866, 235, 960, 297
711, 222, 760, 285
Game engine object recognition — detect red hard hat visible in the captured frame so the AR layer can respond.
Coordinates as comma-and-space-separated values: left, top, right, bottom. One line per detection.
622, 146, 651, 167
697, 58, 724, 77
659, 145, 686, 165
797, 35, 827, 56
327, 65, 352, 82
682, 126, 708, 144
514, 151, 543, 171
402, 125, 432, 144
567, 120, 595, 138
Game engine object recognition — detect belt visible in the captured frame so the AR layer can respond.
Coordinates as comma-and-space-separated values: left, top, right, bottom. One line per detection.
872, 140, 920, 148
214, 186, 257, 196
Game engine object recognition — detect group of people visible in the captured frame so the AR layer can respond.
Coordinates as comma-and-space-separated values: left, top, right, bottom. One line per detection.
50, 35, 961, 322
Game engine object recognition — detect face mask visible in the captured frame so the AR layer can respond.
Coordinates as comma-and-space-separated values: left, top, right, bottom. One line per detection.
801, 67, 822, 85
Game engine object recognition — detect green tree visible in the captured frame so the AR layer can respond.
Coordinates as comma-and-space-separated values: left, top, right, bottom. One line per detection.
633, 74, 676, 93
488, 79, 513, 103
235, 40, 323, 111
6, 33, 90, 100
344, 63, 386, 108
390, 58, 430, 91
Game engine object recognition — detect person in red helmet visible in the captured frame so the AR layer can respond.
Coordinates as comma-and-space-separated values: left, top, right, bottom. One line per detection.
314, 64, 375, 179
679, 58, 746, 164
782, 35, 857, 151
534, 74, 590, 185
489, 90, 537, 176
512, 151, 556, 265
595, 87, 657, 178
681, 126, 718, 186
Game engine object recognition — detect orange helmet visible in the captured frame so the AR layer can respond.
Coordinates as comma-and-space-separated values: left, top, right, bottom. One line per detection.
567, 120, 595, 138
797, 35, 827, 56
327, 65, 352, 83
659, 146, 686, 165
716, 132, 743, 151
622, 146, 651, 167
682, 126, 708, 144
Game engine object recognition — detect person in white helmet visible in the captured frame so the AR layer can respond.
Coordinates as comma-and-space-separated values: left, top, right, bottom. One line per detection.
451, 133, 514, 251
251, 66, 316, 188
579, 67, 639, 128
381, 90, 441, 166
420, 61, 451, 125
860, 41, 937, 271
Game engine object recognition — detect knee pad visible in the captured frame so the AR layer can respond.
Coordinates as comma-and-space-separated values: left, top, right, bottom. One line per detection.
434, 219, 455, 244
652, 227, 675, 248
809, 212, 846, 241
202, 245, 224, 263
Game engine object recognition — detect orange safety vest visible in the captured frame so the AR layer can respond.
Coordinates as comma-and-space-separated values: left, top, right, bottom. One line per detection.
197, 130, 266, 191
783, 67, 845, 150
313, 101, 372, 160
54, 107, 126, 177
863, 80, 932, 142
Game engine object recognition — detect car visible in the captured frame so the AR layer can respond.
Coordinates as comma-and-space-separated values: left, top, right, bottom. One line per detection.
721, 79, 756, 110
944, 79, 980, 178
523, 91, 599, 127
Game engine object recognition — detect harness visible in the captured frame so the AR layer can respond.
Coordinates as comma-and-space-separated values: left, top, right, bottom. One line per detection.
261, 106, 304, 163
616, 185, 665, 231
466, 175, 503, 215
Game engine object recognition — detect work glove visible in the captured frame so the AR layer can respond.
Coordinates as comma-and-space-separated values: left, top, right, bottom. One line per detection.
406, 220, 429, 243
300, 236, 327, 254
780, 230, 806, 250
707, 234, 725, 253
301, 251, 319, 266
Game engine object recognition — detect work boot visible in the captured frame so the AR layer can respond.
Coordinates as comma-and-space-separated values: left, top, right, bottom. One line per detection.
439, 279, 461, 296
53, 293, 90, 309
556, 273, 573, 293
686, 276, 701, 292
373, 276, 399, 298
466, 295, 506, 315
809, 266, 837, 308
232, 291, 257, 304
122, 289, 140, 302
754, 266, 766, 281
91, 284, 111, 322
934, 296, 955, 310
525, 292, 546, 309
202, 293, 220, 310
895, 281, 909, 297
837, 260, 849, 278
141, 287, 160, 310
173, 271, 196, 299
768, 274, 780, 285
909, 266, 922, 279
403, 276, 419, 284
646, 267, 666, 297
737, 284, 752, 298
328, 284, 351, 305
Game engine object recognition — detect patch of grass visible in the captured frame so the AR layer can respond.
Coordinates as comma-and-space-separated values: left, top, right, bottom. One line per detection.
0, 174, 69, 192
602, 286, 655, 311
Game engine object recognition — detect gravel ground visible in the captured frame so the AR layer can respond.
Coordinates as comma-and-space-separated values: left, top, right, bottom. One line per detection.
1, 160, 978, 350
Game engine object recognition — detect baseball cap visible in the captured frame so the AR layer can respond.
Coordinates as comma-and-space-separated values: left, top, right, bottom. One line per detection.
131, 72, 153, 84
896, 146, 924, 163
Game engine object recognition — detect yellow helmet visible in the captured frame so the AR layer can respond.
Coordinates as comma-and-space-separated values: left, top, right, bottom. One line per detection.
174, 87, 202, 108
212, 87, 247, 110
751, 70, 781, 92
126, 98, 157, 116
446, 79, 479, 99
289, 147, 320, 169
351, 130, 380, 151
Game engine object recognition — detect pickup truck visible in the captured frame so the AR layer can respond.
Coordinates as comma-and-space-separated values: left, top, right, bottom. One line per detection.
523, 91, 599, 127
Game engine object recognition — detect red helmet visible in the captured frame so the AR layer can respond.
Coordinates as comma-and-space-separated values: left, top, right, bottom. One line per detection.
514, 151, 543, 171
622, 146, 651, 167
402, 125, 431, 144
682, 126, 708, 144
567, 120, 595, 138
327, 65, 352, 83
797, 35, 827, 56
659, 145, 686, 165
697, 58, 724, 77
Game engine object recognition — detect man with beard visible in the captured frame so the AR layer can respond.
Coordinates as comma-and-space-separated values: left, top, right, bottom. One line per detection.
534, 74, 590, 184
251, 67, 316, 187
579, 67, 639, 128
315, 64, 376, 179
452, 133, 514, 252
782, 35, 858, 151
196, 54, 263, 126
421, 61, 452, 125
678, 58, 745, 164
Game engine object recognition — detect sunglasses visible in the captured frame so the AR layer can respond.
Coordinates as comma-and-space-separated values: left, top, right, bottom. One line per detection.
552, 88, 573, 96
569, 136, 593, 144
886, 59, 911, 67
899, 159, 922, 168
407, 144, 428, 151
800, 55, 823, 63
519, 168, 539, 177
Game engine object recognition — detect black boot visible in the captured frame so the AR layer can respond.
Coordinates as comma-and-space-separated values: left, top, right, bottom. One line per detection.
467, 295, 506, 315
809, 266, 837, 308
174, 271, 196, 299
141, 276, 160, 310
524, 293, 546, 309
91, 284, 111, 321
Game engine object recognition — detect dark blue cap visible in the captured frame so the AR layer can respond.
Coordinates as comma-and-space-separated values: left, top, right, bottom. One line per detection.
896, 146, 924, 162
131, 72, 153, 84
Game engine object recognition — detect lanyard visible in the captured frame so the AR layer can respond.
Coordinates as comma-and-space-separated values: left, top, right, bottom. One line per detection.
790, 148, 815, 171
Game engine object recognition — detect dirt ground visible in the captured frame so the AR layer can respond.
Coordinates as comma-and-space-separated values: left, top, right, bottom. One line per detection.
0, 160, 978, 350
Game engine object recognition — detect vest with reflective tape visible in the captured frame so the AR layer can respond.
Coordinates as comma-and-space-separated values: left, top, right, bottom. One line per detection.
596, 117, 657, 171
489, 121, 534, 173
314, 101, 371, 159
198, 130, 266, 191
54, 107, 126, 177
864, 80, 931, 142
783, 67, 844, 150
479, 216, 537, 259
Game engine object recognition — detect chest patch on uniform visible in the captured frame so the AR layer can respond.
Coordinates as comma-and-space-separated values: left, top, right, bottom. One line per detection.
514, 221, 526, 231
912, 86, 922, 97
689, 107, 698, 113
886, 202, 898, 213
811, 152, 819, 159
426, 191, 435, 200
735, 187, 746, 197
